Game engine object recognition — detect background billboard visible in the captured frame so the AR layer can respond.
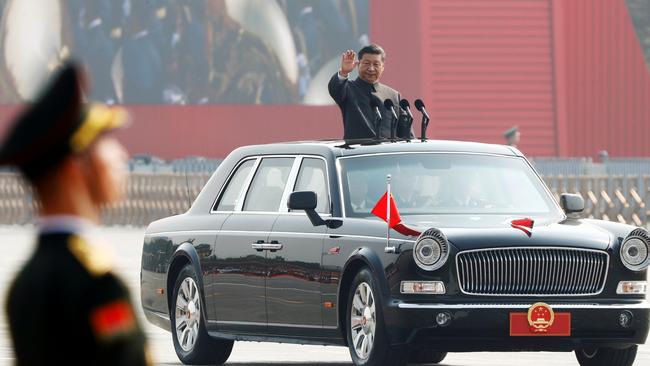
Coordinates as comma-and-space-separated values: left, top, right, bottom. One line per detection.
0, 0, 368, 105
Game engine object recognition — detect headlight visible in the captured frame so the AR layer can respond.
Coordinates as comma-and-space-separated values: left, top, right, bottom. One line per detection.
413, 228, 449, 271
620, 228, 650, 271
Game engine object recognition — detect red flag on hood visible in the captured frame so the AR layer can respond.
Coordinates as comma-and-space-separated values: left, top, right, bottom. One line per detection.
511, 218, 534, 237
371, 192, 421, 236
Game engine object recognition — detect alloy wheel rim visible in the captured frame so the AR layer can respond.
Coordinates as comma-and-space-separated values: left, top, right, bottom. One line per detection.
175, 277, 201, 352
350, 282, 376, 360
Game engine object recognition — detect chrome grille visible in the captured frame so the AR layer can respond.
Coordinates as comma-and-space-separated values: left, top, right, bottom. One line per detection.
456, 247, 609, 296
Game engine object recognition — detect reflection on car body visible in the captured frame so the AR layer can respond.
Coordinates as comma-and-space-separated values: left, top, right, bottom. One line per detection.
141, 139, 649, 366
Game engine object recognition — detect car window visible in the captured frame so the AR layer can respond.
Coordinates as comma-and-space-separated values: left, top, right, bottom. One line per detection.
243, 157, 294, 212
215, 159, 255, 211
293, 158, 329, 214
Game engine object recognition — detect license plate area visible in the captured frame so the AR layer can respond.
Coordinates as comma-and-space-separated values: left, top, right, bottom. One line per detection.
509, 303, 571, 336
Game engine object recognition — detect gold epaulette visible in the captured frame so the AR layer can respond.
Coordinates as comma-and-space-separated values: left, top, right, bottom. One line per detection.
67, 235, 114, 277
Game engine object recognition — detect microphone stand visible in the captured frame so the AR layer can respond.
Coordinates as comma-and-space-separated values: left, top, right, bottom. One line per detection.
390, 112, 397, 141
374, 112, 381, 140
420, 115, 430, 142
404, 115, 414, 141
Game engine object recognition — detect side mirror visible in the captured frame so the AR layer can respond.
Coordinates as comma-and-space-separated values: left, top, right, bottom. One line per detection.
560, 193, 584, 214
288, 191, 317, 211
288, 191, 342, 229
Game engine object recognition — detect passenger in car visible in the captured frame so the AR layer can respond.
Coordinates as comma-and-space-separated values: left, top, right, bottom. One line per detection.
348, 171, 373, 213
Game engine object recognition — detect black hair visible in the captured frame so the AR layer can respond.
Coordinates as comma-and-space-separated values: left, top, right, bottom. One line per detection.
358, 44, 386, 62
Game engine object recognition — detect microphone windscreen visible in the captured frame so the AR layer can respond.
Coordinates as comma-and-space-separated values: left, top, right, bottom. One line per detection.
370, 95, 383, 108
399, 99, 410, 109
383, 99, 395, 109
414, 99, 425, 111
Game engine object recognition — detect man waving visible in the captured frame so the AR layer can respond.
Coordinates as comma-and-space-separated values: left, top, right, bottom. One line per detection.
328, 44, 414, 140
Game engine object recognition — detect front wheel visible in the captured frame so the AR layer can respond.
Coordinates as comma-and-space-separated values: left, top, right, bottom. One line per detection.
171, 265, 233, 365
346, 268, 405, 366
575, 345, 637, 366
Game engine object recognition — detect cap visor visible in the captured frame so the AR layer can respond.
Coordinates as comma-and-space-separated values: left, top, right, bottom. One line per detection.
70, 105, 130, 152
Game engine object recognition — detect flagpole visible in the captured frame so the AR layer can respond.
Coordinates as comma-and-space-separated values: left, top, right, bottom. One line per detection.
385, 174, 395, 253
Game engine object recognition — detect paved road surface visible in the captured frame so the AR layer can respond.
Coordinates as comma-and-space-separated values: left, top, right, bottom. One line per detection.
0, 226, 647, 365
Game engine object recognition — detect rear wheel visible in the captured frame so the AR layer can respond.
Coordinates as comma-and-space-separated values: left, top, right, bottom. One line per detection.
346, 268, 406, 366
575, 345, 637, 366
409, 349, 447, 364
171, 265, 233, 365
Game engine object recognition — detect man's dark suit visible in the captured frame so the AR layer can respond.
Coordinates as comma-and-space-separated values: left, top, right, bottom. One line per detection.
328, 73, 414, 140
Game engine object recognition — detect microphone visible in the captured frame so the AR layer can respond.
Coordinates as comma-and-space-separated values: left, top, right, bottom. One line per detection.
414, 99, 431, 141
370, 96, 383, 139
370, 96, 383, 120
414, 99, 430, 120
399, 99, 414, 121
383, 99, 399, 140
383, 99, 398, 121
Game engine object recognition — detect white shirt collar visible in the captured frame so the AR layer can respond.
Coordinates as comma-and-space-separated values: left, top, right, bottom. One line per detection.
38, 215, 99, 236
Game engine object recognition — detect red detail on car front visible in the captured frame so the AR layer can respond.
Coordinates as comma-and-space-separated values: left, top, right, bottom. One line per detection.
511, 218, 534, 237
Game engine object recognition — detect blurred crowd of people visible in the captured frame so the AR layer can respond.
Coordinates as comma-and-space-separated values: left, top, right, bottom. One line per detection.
0, 0, 368, 105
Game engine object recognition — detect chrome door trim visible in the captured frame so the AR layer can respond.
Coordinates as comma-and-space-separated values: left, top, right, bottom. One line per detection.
209, 320, 338, 329
279, 157, 303, 213
234, 157, 261, 212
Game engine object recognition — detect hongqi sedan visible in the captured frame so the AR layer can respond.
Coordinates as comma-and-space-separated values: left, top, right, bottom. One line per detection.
141, 139, 649, 366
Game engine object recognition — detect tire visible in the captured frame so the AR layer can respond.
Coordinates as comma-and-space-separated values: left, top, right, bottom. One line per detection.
171, 265, 234, 365
409, 349, 448, 364
575, 345, 637, 366
346, 268, 406, 366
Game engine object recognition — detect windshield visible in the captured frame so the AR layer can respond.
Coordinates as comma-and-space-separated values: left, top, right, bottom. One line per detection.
339, 153, 563, 219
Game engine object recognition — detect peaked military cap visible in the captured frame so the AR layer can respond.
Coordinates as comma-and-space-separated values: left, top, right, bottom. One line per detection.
0, 62, 128, 180
502, 125, 519, 139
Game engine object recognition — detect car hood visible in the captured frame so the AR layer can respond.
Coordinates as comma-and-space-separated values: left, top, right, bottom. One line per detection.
403, 215, 614, 251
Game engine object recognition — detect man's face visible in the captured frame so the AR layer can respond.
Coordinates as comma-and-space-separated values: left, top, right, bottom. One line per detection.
358, 53, 384, 84
83, 136, 129, 206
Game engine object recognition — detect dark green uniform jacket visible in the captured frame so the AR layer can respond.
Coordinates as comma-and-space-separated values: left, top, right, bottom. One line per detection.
6, 232, 149, 366
328, 73, 415, 140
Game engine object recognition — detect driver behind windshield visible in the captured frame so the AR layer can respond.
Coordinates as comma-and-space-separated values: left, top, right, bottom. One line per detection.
433, 170, 482, 209
391, 164, 435, 210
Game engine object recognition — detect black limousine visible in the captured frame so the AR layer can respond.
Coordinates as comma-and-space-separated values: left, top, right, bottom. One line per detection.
141, 139, 649, 366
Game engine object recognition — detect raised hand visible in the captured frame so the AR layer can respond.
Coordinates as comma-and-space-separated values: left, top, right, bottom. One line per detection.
339, 50, 358, 76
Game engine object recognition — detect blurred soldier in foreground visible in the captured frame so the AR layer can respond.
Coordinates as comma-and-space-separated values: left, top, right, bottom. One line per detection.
0, 63, 150, 365
328, 44, 414, 140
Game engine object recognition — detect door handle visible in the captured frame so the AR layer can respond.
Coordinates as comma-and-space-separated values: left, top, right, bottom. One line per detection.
251, 242, 283, 251
252, 240, 266, 251
267, 241, 282, 252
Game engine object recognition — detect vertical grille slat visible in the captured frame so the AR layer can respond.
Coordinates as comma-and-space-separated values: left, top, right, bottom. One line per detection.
584, 253, 594, 293
456, 248, 608, 296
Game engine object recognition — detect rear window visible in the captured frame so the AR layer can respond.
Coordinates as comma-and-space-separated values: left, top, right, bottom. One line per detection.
215, 159, 255, 211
